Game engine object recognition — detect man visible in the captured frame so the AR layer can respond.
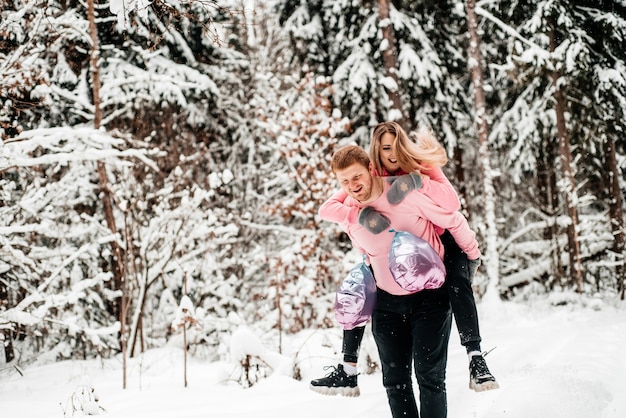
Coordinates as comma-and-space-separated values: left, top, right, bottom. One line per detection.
318, 145, 481, 418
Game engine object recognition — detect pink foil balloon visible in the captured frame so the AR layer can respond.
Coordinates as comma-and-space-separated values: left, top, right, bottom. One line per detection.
334, 262, 377, 330
388, 230, 445, 293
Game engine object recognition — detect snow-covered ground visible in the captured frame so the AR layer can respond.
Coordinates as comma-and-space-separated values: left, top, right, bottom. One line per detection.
2, 297, 625, 418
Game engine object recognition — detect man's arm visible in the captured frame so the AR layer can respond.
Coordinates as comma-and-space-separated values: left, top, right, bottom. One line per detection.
318, 195, 370, 264
318, 189, 360, 224
319, 189, 390, 234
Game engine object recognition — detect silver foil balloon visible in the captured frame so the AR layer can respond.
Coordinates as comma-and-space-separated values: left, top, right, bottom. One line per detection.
388, 230, 445, 293
334, 262, 377, 330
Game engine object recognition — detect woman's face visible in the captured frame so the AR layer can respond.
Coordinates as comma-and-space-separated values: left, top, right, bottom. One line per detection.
379, 132, 400, 175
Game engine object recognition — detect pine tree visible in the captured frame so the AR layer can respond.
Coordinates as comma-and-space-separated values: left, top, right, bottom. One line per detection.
484, 0, 626, 294
1, 0, 261, 363
277, 1, 473, 139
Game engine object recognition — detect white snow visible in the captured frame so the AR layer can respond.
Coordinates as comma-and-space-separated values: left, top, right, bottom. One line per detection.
2, 298, 625, 418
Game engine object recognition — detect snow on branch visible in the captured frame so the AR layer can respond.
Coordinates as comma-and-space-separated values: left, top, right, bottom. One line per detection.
3, 272, 116, 329
170, 295, 199, 331
109, 0, 151, 28
500, 259, 552, 288
27, 272, 114, 312
1, 126, 160, 172
238, 220, 315, 236
37, 238, 116, 294
500, 216, 558, 253
229, 326, 294, 387
475, 5, 551, 58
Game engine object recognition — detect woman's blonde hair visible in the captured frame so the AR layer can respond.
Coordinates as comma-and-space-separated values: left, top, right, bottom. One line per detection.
369, 121, 448, 176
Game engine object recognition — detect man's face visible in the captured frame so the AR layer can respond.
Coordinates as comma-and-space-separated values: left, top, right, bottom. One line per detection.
335, 163, 376, 203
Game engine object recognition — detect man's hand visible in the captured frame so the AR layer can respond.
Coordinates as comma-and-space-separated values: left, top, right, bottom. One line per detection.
468, 258, 481, 283
387, 173, 423, 205
358, 207, 390, 234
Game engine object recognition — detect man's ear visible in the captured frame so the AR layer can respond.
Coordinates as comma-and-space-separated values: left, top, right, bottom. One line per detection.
368, 162, 376, 176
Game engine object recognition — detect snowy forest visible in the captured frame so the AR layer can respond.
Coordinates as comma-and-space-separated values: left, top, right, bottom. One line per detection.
1, 0, 625, 380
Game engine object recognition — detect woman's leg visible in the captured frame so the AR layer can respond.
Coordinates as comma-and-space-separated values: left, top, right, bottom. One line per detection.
440, 230, 481, 353
309, 327, 364, 396
440, 230, 498, 392
342, 326, 365, 364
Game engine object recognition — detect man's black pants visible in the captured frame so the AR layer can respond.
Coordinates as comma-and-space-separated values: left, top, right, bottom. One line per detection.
372, 286, 452, 418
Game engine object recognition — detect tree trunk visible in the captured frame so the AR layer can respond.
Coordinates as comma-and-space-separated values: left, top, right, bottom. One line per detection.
549, 29, 583, 292
464, 0, 500, 301
452, 144, 470, 221
129, 279, 148, 357
87, 0, 127, 386
537, 139, 564, 286
378, 0, 405, 127
2, 329, 15, 363
604, 134, 625, 299
87, 0, 125, 324
0, 283, 14, 364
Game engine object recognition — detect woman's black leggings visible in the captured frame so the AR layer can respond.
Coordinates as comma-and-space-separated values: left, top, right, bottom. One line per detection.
342, 326, 365, 363
440, 230, 482, 353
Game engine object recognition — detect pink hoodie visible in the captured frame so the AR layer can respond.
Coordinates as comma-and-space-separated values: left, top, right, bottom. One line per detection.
319, 166, 460, 231
319, 181, 480, 296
